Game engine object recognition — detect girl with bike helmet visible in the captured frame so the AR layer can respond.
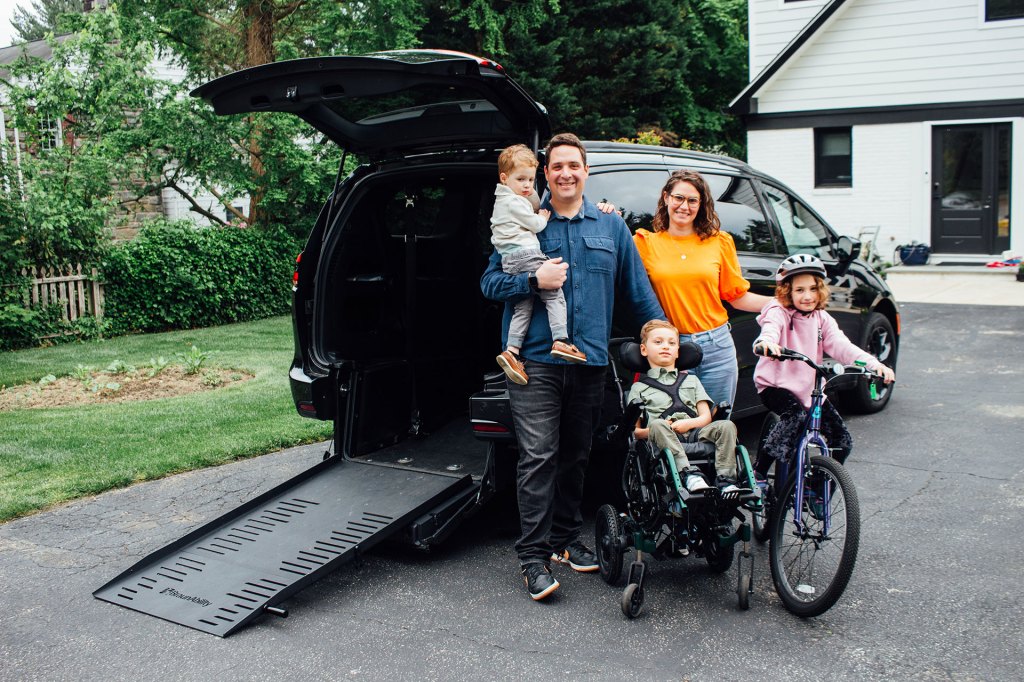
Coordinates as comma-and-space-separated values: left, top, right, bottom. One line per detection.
751, 254, 895, 480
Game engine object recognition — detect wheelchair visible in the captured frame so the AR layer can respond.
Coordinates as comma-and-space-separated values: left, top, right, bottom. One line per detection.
594, 341, 763, 618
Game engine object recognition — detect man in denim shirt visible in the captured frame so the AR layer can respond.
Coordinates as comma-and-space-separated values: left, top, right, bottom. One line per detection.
480, 133, 664, 601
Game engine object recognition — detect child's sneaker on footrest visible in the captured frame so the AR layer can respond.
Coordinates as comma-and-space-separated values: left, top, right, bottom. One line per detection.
683, 469, 712, 493
716, 475, 750, 495
550, 340, 587, 363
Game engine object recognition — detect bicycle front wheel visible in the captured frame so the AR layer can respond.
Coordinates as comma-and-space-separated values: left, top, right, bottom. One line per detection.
768, 455, 860, 617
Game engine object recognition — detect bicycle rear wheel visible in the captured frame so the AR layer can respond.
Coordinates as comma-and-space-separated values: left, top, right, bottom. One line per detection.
768, 455, 860, 617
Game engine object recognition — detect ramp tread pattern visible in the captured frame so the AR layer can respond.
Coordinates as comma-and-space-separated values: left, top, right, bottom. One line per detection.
95, 460, 470, 636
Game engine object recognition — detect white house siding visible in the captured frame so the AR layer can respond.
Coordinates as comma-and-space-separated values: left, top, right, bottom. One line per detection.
755, 0, 1024, 113
748, 124, 926, 251
749, 0, 830, 78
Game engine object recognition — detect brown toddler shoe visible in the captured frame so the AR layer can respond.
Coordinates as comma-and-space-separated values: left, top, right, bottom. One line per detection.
496, 350, 528, 385
550, 340, 587, 364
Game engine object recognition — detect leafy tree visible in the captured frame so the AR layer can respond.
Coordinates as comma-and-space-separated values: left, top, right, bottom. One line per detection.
9, 0, 85, 43
1, 8, 160, 267
116, 1, 424, 233
418, 0, 748, 155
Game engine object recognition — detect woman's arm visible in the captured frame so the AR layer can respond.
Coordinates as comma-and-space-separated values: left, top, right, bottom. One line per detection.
729, 290, 773, 313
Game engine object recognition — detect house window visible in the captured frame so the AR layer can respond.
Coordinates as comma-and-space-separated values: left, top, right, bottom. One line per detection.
814, 127, 851, 187
39, 116, 62, 151
986, 0, 1024, 21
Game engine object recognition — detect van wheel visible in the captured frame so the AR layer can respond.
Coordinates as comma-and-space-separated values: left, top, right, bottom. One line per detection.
847, 313, 896, 414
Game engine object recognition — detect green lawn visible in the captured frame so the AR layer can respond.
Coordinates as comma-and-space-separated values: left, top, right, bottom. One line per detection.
0, 316, 333, 522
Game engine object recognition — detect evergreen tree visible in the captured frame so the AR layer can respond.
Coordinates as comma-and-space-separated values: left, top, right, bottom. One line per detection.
10, 0, 85, 43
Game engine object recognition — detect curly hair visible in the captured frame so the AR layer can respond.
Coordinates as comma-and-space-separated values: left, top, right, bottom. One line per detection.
776, 274, 830, 310
497, 144, 539, 177
651, 169, 720, 240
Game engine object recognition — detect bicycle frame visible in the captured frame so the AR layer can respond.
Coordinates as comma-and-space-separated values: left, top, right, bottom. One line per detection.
775, 388, 833, 536
765, 349, 879, 537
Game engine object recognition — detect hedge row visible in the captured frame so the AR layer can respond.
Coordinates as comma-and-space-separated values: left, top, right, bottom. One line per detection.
102, 220, 300, 335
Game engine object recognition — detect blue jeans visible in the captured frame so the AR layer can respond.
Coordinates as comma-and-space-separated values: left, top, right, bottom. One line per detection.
680, 322, 738, 408
507, 361, 606, 565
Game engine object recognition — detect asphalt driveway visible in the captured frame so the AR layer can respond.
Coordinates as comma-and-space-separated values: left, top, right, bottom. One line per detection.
2, 302, 1022, 681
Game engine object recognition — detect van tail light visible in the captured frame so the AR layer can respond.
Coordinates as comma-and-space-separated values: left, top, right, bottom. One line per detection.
472, 421, 510, 434
293, 252, 302, 288
895, 312, 901, 336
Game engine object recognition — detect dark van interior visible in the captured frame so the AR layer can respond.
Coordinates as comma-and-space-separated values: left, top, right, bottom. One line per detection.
316, 169, 503, 477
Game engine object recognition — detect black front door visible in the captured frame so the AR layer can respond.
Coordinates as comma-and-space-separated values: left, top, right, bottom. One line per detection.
931, 123, 1012, 254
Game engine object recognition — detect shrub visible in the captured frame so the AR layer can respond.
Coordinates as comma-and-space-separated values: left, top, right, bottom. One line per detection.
101, 220, 300, 334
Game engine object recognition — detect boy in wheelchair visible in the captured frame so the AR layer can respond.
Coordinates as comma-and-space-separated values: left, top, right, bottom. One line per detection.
626, 320, 749, 496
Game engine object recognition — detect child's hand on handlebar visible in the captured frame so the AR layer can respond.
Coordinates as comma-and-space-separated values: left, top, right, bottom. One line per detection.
754, 341, 783, 357
875, 365, 895, 384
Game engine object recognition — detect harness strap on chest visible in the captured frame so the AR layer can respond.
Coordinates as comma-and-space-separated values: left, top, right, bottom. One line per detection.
637, 373, 697, 419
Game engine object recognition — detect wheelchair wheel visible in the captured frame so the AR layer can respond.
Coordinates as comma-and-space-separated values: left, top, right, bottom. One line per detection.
703, 522, 736, 574
621, 583, 644, 619
595, 504, 624, 586
769, 455, 860, 617
737, 573, 751, 611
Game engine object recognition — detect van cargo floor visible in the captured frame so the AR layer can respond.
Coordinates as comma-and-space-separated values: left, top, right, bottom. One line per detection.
94, 457, 472, 637
359, 418, 489, 479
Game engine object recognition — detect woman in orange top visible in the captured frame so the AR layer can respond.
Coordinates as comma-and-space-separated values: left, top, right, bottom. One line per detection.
633, 169, 771, 408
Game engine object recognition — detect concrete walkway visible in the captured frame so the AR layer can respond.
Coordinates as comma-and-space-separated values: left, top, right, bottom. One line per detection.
885, 265, 1023, 306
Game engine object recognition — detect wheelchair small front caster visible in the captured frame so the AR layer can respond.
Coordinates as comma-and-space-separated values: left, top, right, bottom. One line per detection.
622, 583, 644, 619
737, 550, 753, 610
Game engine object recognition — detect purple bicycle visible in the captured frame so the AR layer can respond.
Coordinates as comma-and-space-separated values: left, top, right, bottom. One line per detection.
752, 347, 879, 617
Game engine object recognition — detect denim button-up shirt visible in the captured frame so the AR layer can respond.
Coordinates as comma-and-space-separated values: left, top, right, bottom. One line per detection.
481, 197, 665, 366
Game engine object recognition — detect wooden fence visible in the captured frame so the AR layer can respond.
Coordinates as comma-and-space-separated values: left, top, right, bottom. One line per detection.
8, 264, 105, 325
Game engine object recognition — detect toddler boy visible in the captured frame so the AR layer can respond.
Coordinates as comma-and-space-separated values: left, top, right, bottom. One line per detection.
490, 144, 586, 385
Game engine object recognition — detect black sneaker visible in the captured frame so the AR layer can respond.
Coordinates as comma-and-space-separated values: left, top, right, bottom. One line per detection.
522, 562, 559, 601
551, 540, 599, 572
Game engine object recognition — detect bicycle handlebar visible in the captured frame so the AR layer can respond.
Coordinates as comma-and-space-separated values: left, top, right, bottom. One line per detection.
753, 346, 885, 382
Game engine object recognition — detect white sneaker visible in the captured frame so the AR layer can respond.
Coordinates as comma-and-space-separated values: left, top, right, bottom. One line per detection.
684, 474, 711, 492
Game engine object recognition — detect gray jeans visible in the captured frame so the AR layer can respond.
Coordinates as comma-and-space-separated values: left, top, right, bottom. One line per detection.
501, 248, 567, 348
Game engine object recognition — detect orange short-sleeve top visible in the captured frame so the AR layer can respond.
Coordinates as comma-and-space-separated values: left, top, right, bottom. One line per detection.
633, 228, 750, 334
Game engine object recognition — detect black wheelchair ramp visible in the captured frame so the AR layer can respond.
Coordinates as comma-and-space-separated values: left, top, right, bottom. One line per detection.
94, 457, 472, 637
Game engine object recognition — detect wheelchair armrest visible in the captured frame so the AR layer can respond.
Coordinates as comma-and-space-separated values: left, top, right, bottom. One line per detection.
710, 401, 732, 422
607, 399, 644, 442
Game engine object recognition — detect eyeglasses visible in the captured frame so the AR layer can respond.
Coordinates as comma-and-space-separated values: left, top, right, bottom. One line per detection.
667, 193, 700, 207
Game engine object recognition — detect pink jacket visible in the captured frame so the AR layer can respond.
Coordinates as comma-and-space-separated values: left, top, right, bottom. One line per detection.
754, 299, 881, 409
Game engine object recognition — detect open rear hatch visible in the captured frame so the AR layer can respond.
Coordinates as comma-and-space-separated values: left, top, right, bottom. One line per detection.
190, 50, 550, 160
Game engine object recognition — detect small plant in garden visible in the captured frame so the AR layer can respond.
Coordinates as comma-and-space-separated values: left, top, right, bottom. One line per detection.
70, 364, 96, 385
201, 371, 223, 387
104, 359, 136, 375
38, 374, 57, 386
176, 345, 213, 375
146, 356, 170, 378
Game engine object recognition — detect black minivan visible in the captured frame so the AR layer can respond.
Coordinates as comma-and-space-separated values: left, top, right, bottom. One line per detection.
93, 51, 900, 637
195, 48, 899, 530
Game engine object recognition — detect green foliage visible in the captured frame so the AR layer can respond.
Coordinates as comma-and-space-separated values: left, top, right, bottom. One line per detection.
0, 8, 160, 268
101, 219, 298, 334
146, 356, 169, 377
9, 0, 84, 43
176, 344, 211, 375
0, 305, 45, 351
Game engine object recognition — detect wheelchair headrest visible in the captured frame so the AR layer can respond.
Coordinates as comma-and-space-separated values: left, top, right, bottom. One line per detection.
619, 340, 703, 373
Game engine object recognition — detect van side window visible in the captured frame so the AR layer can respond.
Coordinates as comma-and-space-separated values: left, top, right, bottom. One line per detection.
584, 170, 663, 232
762, 184, 833, 258
702, 174, 775, 254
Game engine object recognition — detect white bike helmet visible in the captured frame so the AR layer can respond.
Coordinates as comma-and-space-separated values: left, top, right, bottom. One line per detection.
776, 253, 826, 283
